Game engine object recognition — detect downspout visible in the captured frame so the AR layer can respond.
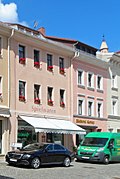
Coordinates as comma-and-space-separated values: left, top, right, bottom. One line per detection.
8, 29, 15, 108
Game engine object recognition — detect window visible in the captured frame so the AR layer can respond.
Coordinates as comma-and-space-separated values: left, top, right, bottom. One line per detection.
88, 101, 94, 116
47, 144, 53, 151
78, 98, 85, 115
60, 89, 65, 107
19, 45, 26, 64
88, 72, 94, 88
97, 75, 103, 90
112, 99, 117, 115
78, 70, 84, 85
59, 57, 65, 74
34, 50, 40, 68
0, 77, 2, 95
97, 102, 103, 118
47, 54, 53, 71
34, 84, 40, 104
48, 87, 53, 106
19, 81, 26, 101
112, 74, 117, 88
0, 37, 2, 56
54, 144, 64, 151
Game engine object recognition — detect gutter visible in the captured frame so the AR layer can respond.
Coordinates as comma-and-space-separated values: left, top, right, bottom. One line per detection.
8, 29, 15, 108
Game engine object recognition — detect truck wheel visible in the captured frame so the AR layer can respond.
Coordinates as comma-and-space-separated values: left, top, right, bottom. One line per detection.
103, 156, 109, 164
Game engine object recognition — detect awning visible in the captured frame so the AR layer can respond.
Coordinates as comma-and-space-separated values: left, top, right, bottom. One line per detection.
0, 108, 10, 118
19, 116, 86, 134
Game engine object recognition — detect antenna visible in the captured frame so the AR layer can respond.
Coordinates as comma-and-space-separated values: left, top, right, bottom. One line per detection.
33, 21, 38, 29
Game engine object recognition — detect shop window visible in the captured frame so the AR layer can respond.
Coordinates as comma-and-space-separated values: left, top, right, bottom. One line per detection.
48, 87, 53, 106
60, 89, 65, 107
34, 49, 40, 68
19, 45, 26, 64
59, 57, 65, 74
47, 54, 53, 72
19, 81, 26, 102
34, 84, 40, 104
78, 70, 84, 86
46, 133, 64, 145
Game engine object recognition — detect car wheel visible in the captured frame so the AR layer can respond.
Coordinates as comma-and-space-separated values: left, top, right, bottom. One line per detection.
103, 156, 109, 165
31, 157, 41, 169
63, 157, 70, 167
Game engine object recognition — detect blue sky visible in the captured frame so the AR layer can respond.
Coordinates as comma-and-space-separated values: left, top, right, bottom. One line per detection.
1, 0, 120, 52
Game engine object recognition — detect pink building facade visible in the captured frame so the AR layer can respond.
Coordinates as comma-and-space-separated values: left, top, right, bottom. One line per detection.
73, 52, 109, 143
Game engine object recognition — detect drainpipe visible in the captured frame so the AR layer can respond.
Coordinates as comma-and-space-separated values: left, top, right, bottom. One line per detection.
8, 29, 15, 108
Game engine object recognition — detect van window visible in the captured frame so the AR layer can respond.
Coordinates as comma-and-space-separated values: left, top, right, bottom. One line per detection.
81, 137, 108, 147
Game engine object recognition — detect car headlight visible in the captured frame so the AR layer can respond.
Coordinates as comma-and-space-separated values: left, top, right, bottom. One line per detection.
97, 148, 104, 152
22, 154, 31, 159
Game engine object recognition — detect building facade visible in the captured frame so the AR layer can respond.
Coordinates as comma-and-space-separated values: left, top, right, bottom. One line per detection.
0, 22, 86, 156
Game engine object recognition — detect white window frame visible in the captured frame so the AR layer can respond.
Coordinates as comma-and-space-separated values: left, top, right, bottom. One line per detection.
111, 98, 118, 116
0, 76, 3, 95
77, 69, 84, 86
97, 101, 103, 118
111, 74, 117, 89
87, 99, 94, 116
87, 72, 94, 88
96, 75, 103, 90
0, 36, 3, 58
77, 97, 85, 115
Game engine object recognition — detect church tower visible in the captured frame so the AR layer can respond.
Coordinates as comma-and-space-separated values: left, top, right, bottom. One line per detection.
100, 35, 108, 53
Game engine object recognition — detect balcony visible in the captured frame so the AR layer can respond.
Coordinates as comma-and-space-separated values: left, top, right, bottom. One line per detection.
48, 99, 53, 106
34, 61, 40, 68
34, 98, 40, 104
19, 58, 26, 64
47, 66, 53, 72
19, 95, 25, 102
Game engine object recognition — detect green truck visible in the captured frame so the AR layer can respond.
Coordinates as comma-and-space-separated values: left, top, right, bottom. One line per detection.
76, 132, 120, 164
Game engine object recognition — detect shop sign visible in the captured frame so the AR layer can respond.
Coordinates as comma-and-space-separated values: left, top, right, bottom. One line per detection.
32, 106, 56, 114
76, 119, 95, 125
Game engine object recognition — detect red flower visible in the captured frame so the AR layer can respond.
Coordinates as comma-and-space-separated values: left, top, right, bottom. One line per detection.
19, 58, 26, 64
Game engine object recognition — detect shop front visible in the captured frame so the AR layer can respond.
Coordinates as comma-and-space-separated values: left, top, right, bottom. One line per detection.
17, 115, 86, 150
74, 116, 107, 146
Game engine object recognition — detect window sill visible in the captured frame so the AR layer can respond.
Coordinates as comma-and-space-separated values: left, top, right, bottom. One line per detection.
87, 86, 95, 91
111, 87, 118, 91
78, 84, 85, 89
97, 89, 103, 93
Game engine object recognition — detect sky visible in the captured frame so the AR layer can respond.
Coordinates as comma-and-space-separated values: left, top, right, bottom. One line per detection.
0, 0, 120, 52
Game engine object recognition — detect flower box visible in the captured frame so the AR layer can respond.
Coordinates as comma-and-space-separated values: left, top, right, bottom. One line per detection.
48, 99, 53, 106
19, 95, 25, 102
47, 66, 53, 72
60, 68, 65, 75
60, 101, 65, 107
34, 98, 40, 104
34, 61, 40, 68
19, 58, 26, 64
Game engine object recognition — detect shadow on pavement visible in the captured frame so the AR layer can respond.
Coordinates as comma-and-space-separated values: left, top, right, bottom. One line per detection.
0, 175, 14, 179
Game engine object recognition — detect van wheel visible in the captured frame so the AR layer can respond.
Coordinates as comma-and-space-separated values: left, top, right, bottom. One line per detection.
103, 156, 109, 164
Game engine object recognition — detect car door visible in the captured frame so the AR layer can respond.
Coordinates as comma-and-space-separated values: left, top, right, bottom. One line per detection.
53, 144, 65, 163
41, 144, 55, 164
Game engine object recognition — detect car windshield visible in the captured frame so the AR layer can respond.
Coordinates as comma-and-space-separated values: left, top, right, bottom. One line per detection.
22, 143, 47, 151
81, 137, 108, 147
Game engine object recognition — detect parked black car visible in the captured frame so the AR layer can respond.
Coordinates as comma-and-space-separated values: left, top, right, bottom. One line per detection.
5, 143, 75, 169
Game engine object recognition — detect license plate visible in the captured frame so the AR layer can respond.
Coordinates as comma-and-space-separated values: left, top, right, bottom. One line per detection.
82, 156, 89, 159
10, 159, 17, 162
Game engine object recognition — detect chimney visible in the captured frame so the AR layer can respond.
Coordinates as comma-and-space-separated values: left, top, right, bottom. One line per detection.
38, 27, 45, 35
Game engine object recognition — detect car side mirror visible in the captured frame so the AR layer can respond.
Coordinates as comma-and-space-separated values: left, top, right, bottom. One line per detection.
108, 143, 113, 149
